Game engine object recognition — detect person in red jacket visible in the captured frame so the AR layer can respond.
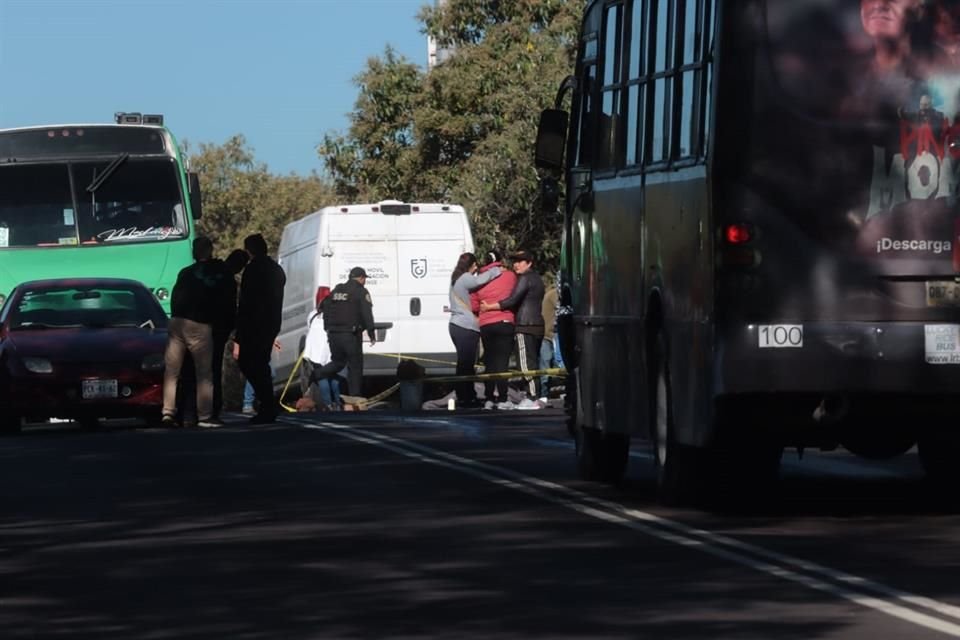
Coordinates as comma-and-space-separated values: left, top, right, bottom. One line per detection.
471, 250, 517, 409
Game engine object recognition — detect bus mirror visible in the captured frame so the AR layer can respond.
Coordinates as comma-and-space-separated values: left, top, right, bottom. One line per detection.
540, 176, 561, 214
535, 109, 568, 171
188, 172, 203, 220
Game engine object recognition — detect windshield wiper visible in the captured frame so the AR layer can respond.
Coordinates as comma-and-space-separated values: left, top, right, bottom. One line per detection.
86, 153, 129, 193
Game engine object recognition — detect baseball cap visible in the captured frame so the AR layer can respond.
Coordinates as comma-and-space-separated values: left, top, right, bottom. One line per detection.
509, 249, 534, 263
349, 266, 368, 278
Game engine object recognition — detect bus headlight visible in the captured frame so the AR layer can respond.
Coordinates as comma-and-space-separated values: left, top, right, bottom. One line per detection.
23, 357, 53, 374
154, 288, 170, 301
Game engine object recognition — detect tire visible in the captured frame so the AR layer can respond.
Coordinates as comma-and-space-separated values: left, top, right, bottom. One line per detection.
569, 371, 629, 484
651, 332, 701, 505
599, 432, 629, 485
575, 424, 602, 481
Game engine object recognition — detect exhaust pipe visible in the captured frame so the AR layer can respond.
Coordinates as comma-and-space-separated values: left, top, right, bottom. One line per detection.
812, 395, 849, 425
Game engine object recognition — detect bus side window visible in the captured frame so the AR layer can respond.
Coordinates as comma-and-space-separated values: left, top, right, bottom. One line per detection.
597, 3, 625, 169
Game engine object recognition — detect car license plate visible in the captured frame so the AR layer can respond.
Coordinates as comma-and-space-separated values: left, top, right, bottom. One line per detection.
926, 281, 960, 307
82, 379, 118, 399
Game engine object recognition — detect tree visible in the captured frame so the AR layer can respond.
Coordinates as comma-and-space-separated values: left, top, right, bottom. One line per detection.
189, 135, 336, 254
319, 47, 423, 202
319, 0, 585, 272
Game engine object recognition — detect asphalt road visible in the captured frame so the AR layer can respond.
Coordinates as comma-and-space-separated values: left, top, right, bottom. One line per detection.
1, 409, 959, 639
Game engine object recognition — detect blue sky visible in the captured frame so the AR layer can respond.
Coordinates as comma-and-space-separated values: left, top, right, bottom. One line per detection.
0, 0, 429, 175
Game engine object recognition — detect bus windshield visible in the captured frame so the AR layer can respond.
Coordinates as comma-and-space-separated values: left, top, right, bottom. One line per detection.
0, 158, 187, 248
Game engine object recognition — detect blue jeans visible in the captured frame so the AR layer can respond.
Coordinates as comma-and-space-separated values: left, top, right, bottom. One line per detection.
315, 376, 343, 408
539, 337, 555, 398
244, 364, 274, 408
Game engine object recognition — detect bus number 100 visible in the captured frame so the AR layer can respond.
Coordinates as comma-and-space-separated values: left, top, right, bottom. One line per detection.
758, 325, 803, 348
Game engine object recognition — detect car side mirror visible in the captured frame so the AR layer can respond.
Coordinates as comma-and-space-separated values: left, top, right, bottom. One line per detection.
535, 109, 568, 171
188, 172, 203, 220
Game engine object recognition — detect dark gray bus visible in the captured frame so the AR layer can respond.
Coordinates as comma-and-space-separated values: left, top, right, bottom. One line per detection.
536, 0, 960, 503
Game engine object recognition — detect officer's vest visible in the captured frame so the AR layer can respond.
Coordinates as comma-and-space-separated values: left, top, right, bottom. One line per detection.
323, 282, 359, 332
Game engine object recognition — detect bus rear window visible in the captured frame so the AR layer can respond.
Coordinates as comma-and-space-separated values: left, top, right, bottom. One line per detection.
0, 159, 187, 248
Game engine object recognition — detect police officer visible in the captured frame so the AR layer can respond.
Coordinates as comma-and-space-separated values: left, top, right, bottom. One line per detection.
311, 266, 376, 396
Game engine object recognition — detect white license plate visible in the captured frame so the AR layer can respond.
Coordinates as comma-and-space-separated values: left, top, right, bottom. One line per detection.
926, 281, 960, 307
925, 325, 960, 364
82, 379, 118, 399
758, 325, 803, 348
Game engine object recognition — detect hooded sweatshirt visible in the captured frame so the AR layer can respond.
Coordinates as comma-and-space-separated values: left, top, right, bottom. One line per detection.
472, 261, 517, 328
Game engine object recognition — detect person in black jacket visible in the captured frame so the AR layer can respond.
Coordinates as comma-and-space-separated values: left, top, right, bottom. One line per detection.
235, 233, 286, 424
208, 248, 249, 420
310, 266, 376, 397
481, 250, 545, 405
162, 236, 236, 428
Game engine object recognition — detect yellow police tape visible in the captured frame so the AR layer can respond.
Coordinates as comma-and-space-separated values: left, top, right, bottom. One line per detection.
278, 353, 566, 413
367, 352, 458, 367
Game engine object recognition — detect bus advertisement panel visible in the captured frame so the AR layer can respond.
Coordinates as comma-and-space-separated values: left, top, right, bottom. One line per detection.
0, 117, 199, 313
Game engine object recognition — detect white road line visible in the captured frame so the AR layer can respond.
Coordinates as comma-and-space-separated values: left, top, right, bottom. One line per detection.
293, 417, 960, 636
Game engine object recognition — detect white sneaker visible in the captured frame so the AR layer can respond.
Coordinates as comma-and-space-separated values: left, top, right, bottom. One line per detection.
496, 401, 516, 410
483, 400, 495, 410
516, 398, 541, 410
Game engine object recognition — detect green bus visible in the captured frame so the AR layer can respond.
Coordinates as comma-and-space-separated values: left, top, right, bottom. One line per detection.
0, 112, 202, 313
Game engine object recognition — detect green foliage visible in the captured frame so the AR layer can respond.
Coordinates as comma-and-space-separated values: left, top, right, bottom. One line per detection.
319, 47, 423, 202
321, 0, 585, 272
188, 135, 336, 256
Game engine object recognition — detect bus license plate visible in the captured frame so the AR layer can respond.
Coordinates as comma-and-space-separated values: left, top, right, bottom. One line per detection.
758, 325, 803, 348
82, 379, 117, 399
926, 281, 960, 307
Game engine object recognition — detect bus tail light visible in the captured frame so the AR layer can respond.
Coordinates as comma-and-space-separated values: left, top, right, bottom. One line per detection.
721, 223, 760, 267
725, 223, 753, 245
316, 286, 332, 308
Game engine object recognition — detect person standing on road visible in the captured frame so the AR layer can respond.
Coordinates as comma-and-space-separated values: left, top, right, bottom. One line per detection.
235, 233, 286, 424
208, 248, 249, 421
539, 274, 559, 405
311, 267, 376, 397
481, 249, 545, 407
162, 236, 235, 428
472, 250, 517, 409
448, 252, 501, 408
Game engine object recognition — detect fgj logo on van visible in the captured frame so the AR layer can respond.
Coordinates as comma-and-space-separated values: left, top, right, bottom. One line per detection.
411, 258, 428, 279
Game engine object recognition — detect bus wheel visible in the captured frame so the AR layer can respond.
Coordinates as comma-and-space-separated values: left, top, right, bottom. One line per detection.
918, 429, 960, 485
599, 432, 629, 484
651, 332, 700, 505
575, 425, 602, 481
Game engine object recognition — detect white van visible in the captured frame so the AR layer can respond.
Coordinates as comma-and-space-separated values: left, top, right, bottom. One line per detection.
273, 201, 474, 389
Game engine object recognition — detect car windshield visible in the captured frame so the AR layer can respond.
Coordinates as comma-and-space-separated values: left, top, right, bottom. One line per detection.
9, 284, 169, 330
0, 158, 187, 248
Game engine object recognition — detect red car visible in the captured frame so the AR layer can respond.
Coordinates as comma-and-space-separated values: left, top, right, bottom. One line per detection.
0, 278, 169, 433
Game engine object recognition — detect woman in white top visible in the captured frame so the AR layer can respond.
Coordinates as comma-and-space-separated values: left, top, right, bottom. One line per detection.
302, 287, 346, 410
